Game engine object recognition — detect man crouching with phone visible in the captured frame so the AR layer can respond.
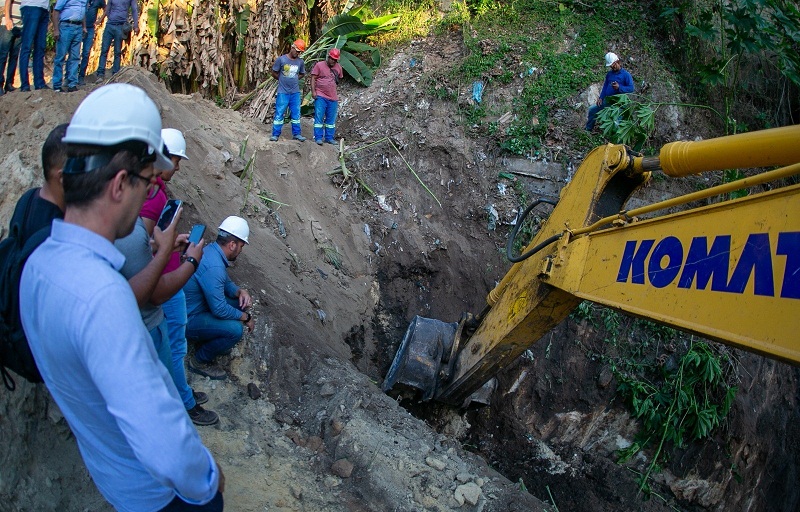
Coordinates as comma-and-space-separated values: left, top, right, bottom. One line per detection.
128, 128, 220, 426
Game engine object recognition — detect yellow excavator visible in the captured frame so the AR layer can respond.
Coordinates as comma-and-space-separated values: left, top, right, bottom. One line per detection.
383, 125, 800, 406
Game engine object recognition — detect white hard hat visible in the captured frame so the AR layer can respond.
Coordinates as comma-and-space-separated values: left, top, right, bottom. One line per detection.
604, 52, 619, 67
162, 128, 189, 160
63, 84, 172, 171
219, 216, 250, 244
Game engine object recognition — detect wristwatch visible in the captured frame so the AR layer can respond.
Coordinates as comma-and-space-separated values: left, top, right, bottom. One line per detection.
244, 312, 252, 323
183, 256, 199, 271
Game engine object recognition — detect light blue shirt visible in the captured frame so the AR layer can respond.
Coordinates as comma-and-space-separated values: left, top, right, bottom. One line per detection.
53, 0, 87, 22
20, 220, 219, 512
184, 242, 242, 320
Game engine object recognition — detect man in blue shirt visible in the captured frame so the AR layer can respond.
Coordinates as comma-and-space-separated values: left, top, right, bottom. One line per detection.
20, 84, 224, 511
94, 0, 137, 80
270, 39, 306, 142
185, 216, 254, 381
585, 51, 635, 131
78, 0, 104, 85
51, 0, 87, 92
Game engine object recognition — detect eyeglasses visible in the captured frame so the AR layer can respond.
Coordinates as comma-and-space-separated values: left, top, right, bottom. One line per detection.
129, 172, 160, 199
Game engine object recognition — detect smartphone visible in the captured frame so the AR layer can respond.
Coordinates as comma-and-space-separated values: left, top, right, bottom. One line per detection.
187, 224, 206, 246
157, 199, 182, 231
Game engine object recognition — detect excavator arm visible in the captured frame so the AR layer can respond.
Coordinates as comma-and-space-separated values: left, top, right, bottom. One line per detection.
384, 125, 800, 406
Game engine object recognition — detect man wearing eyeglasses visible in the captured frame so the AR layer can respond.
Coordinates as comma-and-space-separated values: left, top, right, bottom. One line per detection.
20, 84, 224, 511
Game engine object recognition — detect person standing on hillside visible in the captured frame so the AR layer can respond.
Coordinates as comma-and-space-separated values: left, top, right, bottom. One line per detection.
0, 0, 22, 95
17, 0, 49, 91
184, 216, 254, 381
136, 127, 221, 426
311, 47, 344, 145
94, 0, 137, 81
51, 0, 87, 93
585, 51, 635, 132
78, 0, 104, 85
20, 83, 224, 510
270, 39, 306, 142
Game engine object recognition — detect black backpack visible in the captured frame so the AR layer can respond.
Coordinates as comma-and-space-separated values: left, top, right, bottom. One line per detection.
0, 190, 50, 390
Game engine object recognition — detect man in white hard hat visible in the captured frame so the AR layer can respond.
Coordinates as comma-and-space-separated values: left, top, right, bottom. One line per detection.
20, 84, 224, 510
585, 51, 635, 131
184, 215, 254, 380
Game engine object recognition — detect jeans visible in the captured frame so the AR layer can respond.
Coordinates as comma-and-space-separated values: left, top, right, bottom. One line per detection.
97, 23, 124, 77
272, 92, 302, 137
0, 25, 21, 90
149, 319, 175, 377
585, 100, 608, 131
187, 297, 243, 364
18, 6, 49, 89
313, 97, 339, 142
162, 290, 195, 410
159, 491, 223, 512
79, 25, 97, 80
52, 22, 83, 89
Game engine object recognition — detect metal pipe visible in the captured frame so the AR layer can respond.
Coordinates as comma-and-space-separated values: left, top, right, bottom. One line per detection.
652, 125, 800, 177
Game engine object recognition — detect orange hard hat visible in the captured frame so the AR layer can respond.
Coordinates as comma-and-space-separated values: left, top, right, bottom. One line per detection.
328, 48, 340, 60
292, 39, 306, 52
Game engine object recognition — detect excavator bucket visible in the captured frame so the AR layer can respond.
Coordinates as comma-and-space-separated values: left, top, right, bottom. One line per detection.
382, 316, 456, 401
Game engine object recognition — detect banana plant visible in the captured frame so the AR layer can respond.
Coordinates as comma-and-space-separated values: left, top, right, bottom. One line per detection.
302, 11, 399, 86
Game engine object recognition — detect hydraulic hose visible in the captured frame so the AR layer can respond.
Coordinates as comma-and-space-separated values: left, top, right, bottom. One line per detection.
506, 198, 559, 263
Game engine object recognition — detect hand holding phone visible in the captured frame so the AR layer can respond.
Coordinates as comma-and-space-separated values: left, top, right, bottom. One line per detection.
157, 199, 183, 231
188, 224, 206, 245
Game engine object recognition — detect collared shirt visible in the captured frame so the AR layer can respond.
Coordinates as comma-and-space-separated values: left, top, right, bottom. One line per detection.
599, 68, 635, 101
184, 242, 242, 320
114, 217, 166, 330
53, 0, 87, 22
20, 220, 219, 512
84, 0, 104, 25
104, 0, 136, 25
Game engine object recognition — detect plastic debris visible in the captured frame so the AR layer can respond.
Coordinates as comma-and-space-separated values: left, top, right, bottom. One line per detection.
273, 211, 286, 238
472, 81, 484, 103
363, 224, 371, 238
486, 204, 499, 231
376, 195, 393, 212
497, 183, 507, 195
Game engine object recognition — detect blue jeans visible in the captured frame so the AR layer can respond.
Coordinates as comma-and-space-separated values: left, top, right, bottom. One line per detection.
0, 25, 21, 90
159, 491, 223, 512
79, 25, 97, 80
272, 92, 302, 137
162, 290, 195, 410
97, 23, 124, 77
585, 100, 608, 131
52, 22, 83, 89
18, 6, 49, 90
187, 298, 243, 364
149, 319, 175, 376
313, 97, 339, 142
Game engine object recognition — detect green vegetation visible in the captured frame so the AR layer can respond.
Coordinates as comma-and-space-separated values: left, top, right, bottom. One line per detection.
571, 302, 738, 499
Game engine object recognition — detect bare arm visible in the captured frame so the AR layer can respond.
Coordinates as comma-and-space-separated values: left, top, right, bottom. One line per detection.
150, 240, 205, 305
4, 0, 14, 31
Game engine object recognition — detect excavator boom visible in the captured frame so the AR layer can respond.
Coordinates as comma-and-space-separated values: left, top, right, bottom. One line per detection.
384, 125, 800, 406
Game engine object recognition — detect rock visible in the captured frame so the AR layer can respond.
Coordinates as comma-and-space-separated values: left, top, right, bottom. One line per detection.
331, 458, 354, 478
597, 367, 613, 389
329, 418, 345, 436
455, 482, 482, 506
426, 456, 446, 471
319, 383, 336, 397
456, 472, 473, 483
285, 430, 305, 446
247, 382, 262, 400
305, 436, 324, 453
323, 476, 341, 489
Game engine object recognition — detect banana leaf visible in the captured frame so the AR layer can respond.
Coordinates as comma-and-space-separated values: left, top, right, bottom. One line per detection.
235, 5, 250, 54
343, 41, 381, 68
339, 50, 373, 86
147, 0, 159, 38
320, 14, 366, 38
